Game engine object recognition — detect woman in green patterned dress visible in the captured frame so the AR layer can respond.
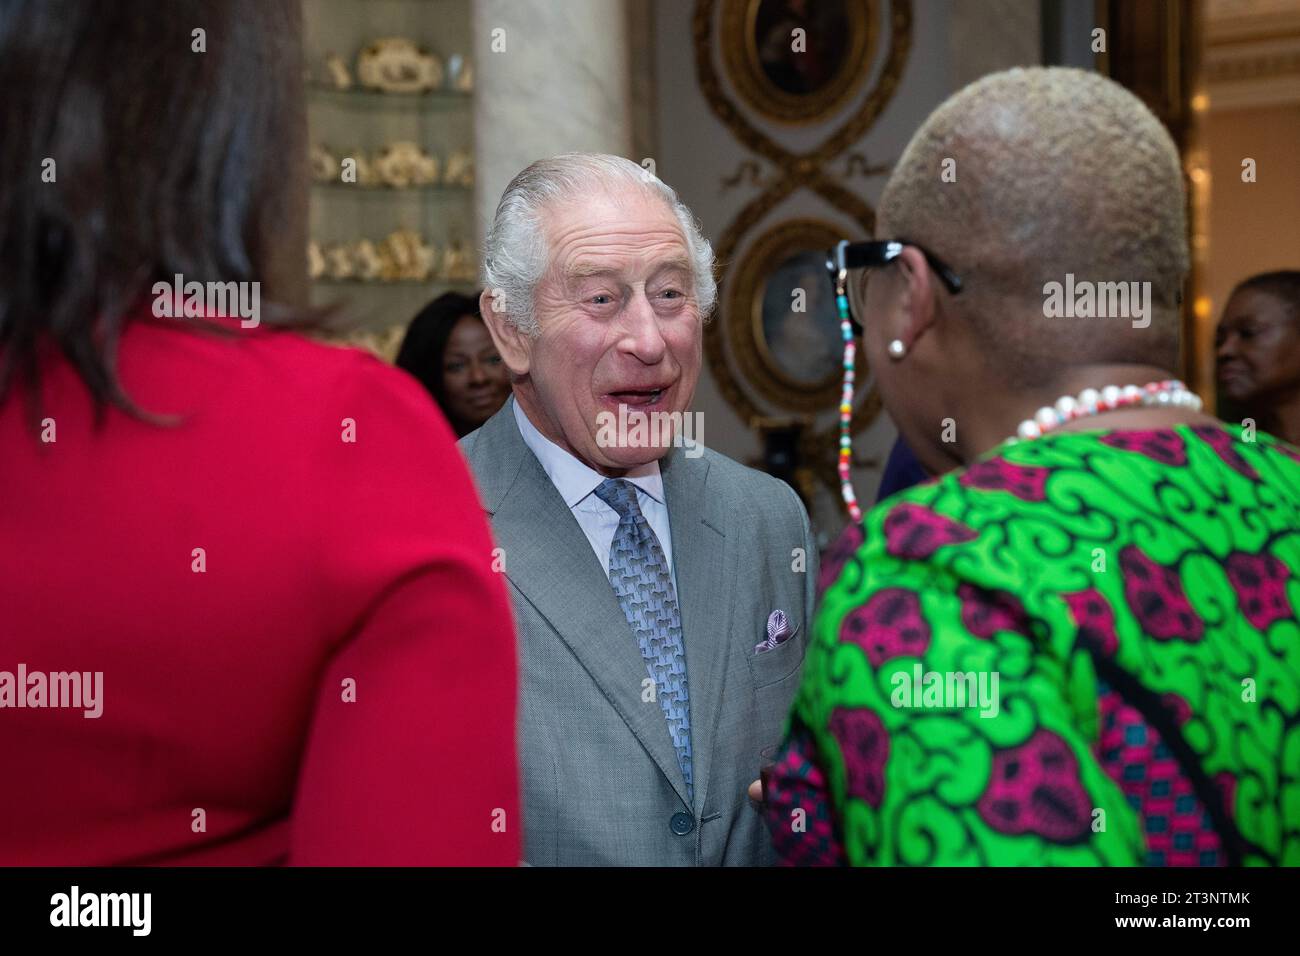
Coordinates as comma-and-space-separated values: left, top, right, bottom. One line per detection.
761, 68, 1300, 866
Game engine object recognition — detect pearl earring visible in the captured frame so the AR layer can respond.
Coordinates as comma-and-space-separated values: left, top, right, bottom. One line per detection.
887, 339, 906, 359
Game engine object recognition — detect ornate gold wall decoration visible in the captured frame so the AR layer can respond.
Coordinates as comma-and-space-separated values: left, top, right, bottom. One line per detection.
719, 0, 879, 126
693, 0, 911, 492
841, 151, 893, 179
720, 159, 770, 191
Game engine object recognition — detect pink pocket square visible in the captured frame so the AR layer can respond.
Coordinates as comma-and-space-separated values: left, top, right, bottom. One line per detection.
754, 609, 798, 654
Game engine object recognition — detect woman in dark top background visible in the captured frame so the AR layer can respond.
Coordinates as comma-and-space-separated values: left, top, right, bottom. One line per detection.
1216, 270, 1300, 445
396, 291, 511, 437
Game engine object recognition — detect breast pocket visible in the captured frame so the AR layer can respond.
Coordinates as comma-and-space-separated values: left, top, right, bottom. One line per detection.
745, 624, 805, 688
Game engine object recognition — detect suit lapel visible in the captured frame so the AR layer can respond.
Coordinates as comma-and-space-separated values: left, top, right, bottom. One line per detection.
659, 446, 730, 814
468, 402, 693, 805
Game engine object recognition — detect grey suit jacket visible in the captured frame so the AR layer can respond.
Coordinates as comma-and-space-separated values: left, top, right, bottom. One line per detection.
460, 401, 817, 865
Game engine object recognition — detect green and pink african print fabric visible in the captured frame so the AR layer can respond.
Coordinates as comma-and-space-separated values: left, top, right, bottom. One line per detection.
765, 424, 1300, 866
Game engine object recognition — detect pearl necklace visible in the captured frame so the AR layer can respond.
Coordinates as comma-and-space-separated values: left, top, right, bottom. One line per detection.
1011, 380, 1203, 443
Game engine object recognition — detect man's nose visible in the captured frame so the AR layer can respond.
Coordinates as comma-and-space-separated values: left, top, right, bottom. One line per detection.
618, 293, 667, 363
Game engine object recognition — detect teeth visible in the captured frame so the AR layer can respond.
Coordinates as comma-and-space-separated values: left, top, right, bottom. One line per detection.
614, 390, 662, 401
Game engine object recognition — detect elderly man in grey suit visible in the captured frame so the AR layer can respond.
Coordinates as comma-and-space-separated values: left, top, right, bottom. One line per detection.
461, 153, 816, 865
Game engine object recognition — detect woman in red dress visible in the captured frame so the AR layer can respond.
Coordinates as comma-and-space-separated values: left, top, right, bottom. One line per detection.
0, 0, 519, 866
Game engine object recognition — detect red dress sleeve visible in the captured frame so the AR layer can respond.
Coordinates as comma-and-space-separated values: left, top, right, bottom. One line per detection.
286, 350, 520, 865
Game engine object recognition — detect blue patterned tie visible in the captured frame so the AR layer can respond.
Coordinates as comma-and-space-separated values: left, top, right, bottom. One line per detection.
594, 478, 693, 802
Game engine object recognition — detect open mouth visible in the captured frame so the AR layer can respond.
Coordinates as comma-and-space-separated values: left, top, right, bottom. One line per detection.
606, 387, 666, 408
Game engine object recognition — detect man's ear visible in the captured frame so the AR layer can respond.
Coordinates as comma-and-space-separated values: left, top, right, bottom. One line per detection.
479, 288, 532, 376
893, 246, 938, 350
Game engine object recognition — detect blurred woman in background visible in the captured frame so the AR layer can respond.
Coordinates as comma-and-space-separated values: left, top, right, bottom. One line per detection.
1216, 271, 1300, 445
0, 0, 518, 865
395, 292, 511, 437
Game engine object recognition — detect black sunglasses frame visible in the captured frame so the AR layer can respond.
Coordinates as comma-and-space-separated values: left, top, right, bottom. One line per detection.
826, 239, 964, 335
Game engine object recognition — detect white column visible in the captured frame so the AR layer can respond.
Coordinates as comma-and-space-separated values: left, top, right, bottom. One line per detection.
472, 0, 634, 240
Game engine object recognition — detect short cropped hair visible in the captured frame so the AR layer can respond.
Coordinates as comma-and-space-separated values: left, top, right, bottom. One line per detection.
481, 153, 717, 335
879, 67, 1189, 386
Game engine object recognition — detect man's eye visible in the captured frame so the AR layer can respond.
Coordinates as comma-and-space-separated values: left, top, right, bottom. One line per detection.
660, 289, 682, 299
590, 294, 615, 305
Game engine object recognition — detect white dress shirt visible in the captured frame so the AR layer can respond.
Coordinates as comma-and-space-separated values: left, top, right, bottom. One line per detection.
512, 398, 676, 585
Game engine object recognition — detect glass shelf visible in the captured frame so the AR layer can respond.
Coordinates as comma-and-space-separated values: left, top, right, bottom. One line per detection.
303, 0, 477, 333
307, 84, 472, 110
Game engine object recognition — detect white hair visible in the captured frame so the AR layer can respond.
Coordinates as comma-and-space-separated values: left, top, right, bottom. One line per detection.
481, 153, 717, 335
878, 67, 1188, 385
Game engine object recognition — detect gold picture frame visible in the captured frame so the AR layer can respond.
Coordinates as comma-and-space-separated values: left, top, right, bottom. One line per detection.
696, 0, 911, 496
726, 218, 853, 413
719, 0, 880, 126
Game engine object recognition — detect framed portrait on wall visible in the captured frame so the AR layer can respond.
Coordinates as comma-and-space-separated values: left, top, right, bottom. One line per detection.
725, 218, 855, 413
757, 248, 842, 389
720, 0, 879, 124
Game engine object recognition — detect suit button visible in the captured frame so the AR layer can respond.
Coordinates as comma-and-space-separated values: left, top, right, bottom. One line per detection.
669, 811, 695, 836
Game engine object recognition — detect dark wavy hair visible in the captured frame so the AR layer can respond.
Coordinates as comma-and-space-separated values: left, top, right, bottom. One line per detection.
0, 0, 308, 421
394, 291, 484, 432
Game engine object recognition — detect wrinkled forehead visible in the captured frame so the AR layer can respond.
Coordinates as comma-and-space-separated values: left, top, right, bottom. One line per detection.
542, 188, 690, 279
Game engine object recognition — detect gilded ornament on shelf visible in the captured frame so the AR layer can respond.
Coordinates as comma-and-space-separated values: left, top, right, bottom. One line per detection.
379, 229, 438, 282
323, 243, 355, 281
443, 149, 475, 188
307, 240, 326, 280
309, 143, 338, 183
323, 52, 352, 91
446, 54, 474, 92
352, 239, 384, 283
440, 240, 476, 283
373, 141, 441, 189
356, 37, 445, 94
